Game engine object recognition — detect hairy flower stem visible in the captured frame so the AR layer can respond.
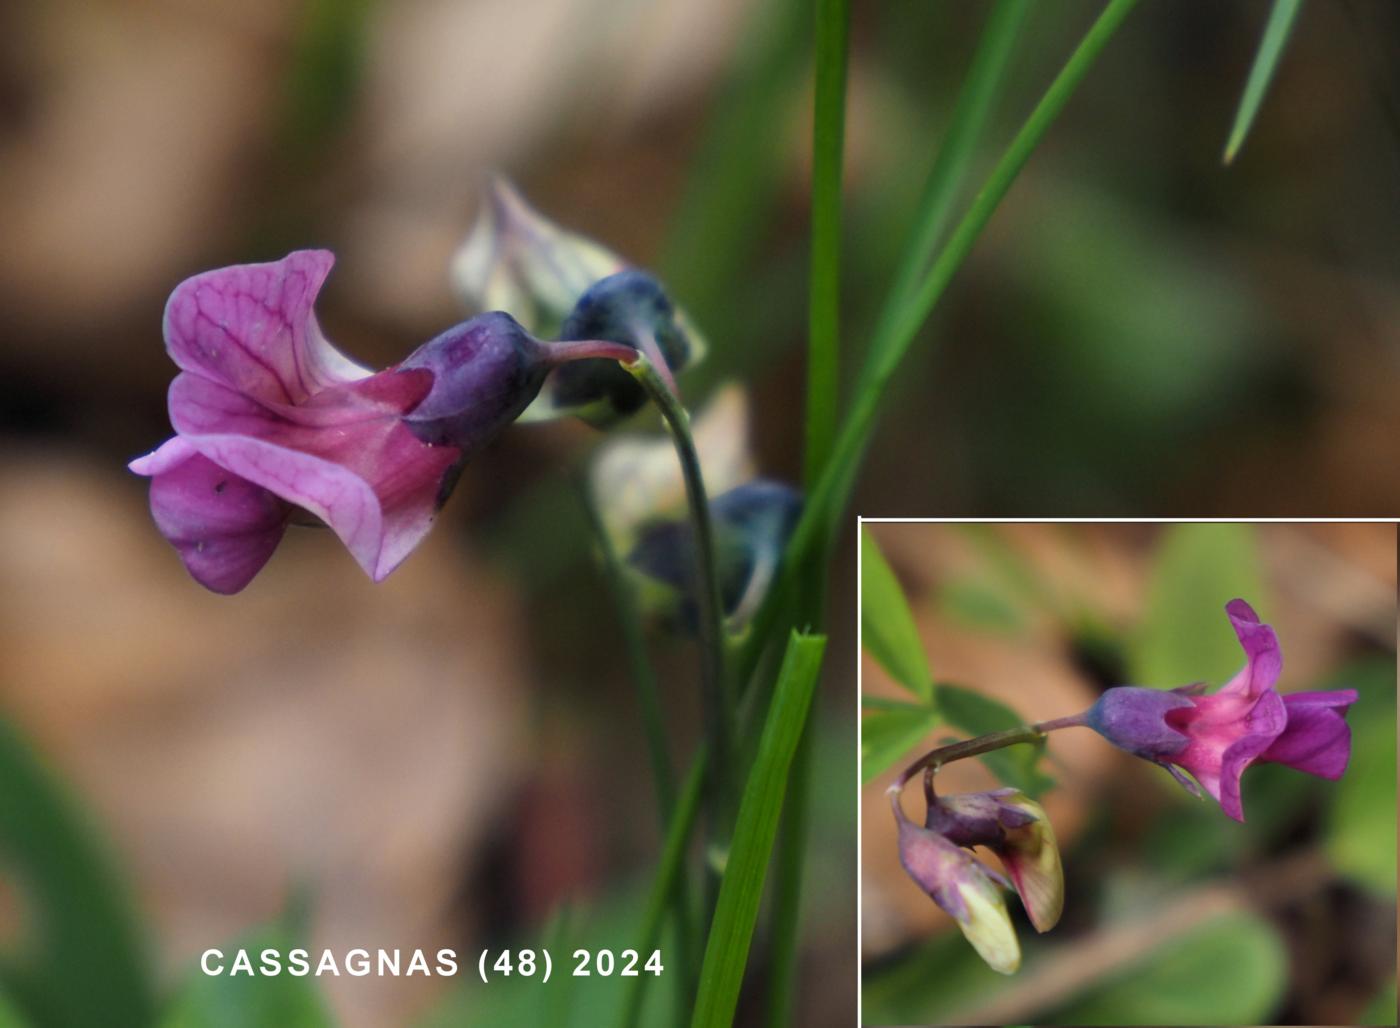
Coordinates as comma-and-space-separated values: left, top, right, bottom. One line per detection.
889, 713, 1087, 800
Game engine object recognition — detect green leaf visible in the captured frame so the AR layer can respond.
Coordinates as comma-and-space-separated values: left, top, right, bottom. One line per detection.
1223, 0, 1304, 164
1326, 660, 1398, 897
0, 718, 156, 1028
939, 577, 1027, 634
1359, 978, 1397, 1027
861, 527, 932, 699
1049, 911, 1287, 1025
861, 701, 942, 783
690, 632, 826, 1028
0, 992, 31, 1028
936, 685, 1054, 797
158, 924, 335, 1028
1131, 523, 1266, 688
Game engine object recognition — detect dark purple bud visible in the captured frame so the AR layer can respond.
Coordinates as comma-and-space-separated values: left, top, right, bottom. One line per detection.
925, 789, 1039, 848
626, 479, 802, 629
1085, 686, 1194, 760
550, 270, 697, 426
399, 312, 552, 449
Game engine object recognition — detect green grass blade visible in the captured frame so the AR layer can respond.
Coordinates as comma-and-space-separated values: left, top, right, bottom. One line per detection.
870, 0, 1032, 341
690, 632, 827, 1028
1223, 0, 1304, 164
736, 0, 1142, 691
803, 0, 850, 485
0, 718, 156, 1028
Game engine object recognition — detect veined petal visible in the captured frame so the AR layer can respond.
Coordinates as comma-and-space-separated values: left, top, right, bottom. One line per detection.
143, 444, 290, 593
163, 250, 370, 405
992, 794, 1064, 933
1261, 689, 1358, 780
169, 374, 459, 581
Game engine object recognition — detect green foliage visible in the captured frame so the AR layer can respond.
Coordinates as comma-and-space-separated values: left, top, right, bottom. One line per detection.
1223, 0, 1305, 163
1326, 660, 1398, 897
936, 685, 1054, 797
690, 632, 825, 1028
1132, 523, 1266, 688
158, 924, 335, 1028
1048, 911, 1287, 1025
421, 891, 685, 1028
938, 576, 1027, 634
861, 928, 1015, 1025
1359, 978, 1397, 1027
0, 718, 155, 1028
861, 698, 941, 783
860, 527, 932, 699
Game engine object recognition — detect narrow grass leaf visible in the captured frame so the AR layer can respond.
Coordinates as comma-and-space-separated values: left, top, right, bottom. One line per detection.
861, 527, 932, 699
1223, 0, 1304, 164
690, 632, 827, 1028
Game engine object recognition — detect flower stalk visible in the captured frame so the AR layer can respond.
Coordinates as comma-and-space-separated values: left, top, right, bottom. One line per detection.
621, 356, 736, 824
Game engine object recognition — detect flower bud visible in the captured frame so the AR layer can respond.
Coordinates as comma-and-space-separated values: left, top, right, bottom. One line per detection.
896, 818, 1020, 974
452, 177, 624, 337
927, 789, 1064, 933
547, 270, 704, 426
625, 479, 802, 631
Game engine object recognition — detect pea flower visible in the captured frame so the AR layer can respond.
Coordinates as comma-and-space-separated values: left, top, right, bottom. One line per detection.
892, 798, 1021, 974
129, 250, 572, 593
452, 178, 706, 424
1084, 599, 1358, 821
926, 788, 1064, 933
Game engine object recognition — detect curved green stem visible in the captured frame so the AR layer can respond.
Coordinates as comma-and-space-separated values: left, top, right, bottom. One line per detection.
622, 357, 735, 814
889, 712, 1087, 794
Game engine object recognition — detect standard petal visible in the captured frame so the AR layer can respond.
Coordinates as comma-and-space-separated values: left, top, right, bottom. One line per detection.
1218, 598, 1283, 699
169, 374, 460, 581
145, 446, 290, 593
163, 250, 370, 405
1261, 690, 1358, 779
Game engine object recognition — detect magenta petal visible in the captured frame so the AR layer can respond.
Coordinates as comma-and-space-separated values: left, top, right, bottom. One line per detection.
168, 374, 460, 580
1213, 689, 1287, 822
1261, 690, 1358, 780
163, 250, 370, 405
144, 444, 290, 593
1218, 598, 1282, 699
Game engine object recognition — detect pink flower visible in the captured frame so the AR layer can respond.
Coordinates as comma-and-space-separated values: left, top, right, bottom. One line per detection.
130, 250, 553, 593
1086, 599, 1358, 821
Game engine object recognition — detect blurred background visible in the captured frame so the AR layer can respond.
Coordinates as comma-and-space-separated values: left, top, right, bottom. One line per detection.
860, 521, 1397, 1025
1, 0, 1399, 1025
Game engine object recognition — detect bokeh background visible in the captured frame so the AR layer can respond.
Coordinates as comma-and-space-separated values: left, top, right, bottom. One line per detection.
860, 521, 1397, 1026
1, 0, 1399, 1025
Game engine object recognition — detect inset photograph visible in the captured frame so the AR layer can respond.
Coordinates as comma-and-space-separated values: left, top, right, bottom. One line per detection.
859, 520, 1397, 1026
